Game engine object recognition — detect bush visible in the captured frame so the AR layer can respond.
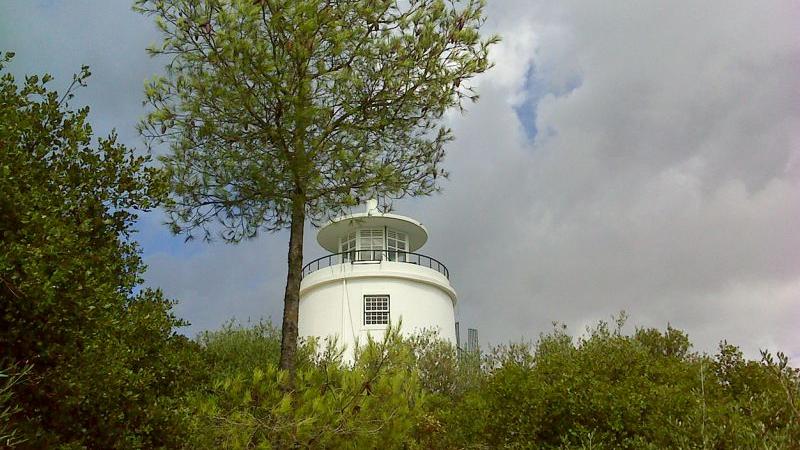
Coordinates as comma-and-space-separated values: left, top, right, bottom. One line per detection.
186, 326, 430, 448
461, 318, 800, 449
180, 317, 800, 449
0, 53, 198, 448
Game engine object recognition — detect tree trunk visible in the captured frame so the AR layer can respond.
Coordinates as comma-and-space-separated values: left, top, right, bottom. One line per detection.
279, 196, 305, 386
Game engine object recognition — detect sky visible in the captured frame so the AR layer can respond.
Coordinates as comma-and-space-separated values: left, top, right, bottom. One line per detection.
2, 1, 799, 359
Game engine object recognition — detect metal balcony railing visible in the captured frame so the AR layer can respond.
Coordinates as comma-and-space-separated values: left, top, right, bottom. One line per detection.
301, 250, 449, 279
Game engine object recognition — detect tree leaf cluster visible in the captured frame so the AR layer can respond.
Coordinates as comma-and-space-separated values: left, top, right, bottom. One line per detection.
135, 0, 499, 241
0, 53, 200, 448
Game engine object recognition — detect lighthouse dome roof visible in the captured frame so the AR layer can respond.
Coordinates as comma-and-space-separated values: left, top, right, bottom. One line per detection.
316, 209, 428, 253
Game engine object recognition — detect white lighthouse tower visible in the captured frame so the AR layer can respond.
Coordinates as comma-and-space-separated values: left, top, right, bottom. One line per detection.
298, 200, 457, 360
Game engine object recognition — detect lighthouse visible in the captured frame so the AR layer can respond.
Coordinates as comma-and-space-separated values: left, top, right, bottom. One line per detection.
299, 200, 457, 360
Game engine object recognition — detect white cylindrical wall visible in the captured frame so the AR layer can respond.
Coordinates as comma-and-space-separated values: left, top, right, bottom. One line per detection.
299, 262, 456, 362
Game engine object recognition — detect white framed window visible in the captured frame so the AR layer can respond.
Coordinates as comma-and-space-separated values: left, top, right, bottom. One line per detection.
386, 229, 408, 262
364, 295, 390, 325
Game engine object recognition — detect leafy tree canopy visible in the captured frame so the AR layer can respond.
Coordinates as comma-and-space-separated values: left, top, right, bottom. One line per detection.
0, 52, 198, 448
137, 0, 497, 238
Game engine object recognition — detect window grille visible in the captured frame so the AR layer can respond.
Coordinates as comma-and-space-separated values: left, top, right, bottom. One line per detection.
364, 295, 390, 325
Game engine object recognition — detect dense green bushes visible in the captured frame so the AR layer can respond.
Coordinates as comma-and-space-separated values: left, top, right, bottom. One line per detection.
181, 320, 799, 449
0, 53, 200, 448
187, 326, 427, 448
467, 321, 799, 449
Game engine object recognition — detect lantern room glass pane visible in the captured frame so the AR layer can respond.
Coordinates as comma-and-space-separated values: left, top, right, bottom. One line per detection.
358, 229, 384, 260
339, 232, 356, 263
387, 229, 408, 262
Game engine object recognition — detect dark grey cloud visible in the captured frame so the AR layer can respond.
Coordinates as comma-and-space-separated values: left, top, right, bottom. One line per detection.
3, 0, 798, 358
0, 0, 163, 149
417, 0, 800, 358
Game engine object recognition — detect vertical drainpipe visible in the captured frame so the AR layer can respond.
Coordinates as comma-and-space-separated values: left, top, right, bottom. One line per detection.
341, 277, 346, 350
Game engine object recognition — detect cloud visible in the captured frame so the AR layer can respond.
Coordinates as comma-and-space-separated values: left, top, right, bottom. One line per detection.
417, 0, 800, 357
3, 0, 798, 357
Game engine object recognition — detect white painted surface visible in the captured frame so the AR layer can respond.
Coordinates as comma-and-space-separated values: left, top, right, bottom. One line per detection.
299, 261, 457, 361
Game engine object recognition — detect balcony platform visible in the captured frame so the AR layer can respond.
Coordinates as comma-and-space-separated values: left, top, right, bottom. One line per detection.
300, 253, 456, 303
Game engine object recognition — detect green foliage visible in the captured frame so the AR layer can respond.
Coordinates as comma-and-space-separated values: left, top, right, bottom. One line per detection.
0, 364, 30, 448
180, 317, 799, 449
457, 319, 800, 449
196, 319, 283, 380
186, 326, 429, 448
0, 53, 198, 448
135, 0, 499, 238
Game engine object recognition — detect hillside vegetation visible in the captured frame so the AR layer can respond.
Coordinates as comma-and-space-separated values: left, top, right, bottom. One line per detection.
178, 319, 800, 449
